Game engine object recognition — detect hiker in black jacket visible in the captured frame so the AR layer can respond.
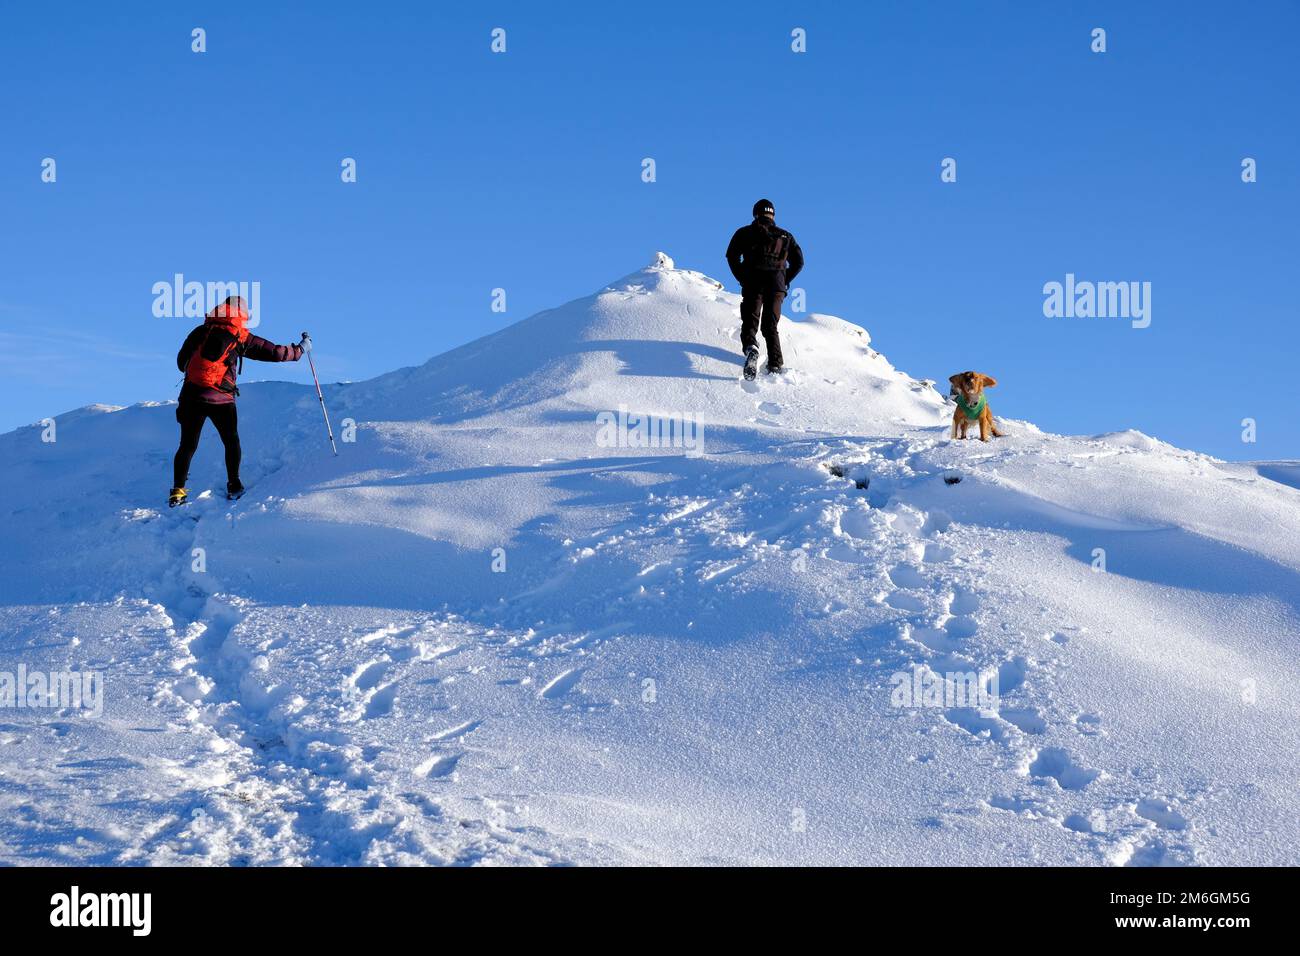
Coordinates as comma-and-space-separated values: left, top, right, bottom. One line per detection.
726, 199, 803, 379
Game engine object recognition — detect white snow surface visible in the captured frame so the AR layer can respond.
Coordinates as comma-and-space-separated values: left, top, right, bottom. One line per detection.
2, 254, 1298, 866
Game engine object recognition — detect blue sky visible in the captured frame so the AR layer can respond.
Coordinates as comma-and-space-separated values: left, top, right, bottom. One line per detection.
1, 1, 1295, 460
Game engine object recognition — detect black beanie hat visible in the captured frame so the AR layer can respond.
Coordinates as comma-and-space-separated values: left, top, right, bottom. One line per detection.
753, 199, 775, 219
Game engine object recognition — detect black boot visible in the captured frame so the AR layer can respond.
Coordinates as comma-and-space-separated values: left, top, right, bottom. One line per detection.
743, 346, 760, 381
226, 478, 245, 501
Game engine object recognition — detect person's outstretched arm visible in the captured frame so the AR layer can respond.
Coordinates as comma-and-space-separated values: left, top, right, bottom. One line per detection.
725, 228, 748, 287
242, 334, 304, 362
785, 234, 804, 286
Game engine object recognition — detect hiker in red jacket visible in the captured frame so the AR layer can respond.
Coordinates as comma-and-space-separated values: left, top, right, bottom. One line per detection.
170, 296, 305, 507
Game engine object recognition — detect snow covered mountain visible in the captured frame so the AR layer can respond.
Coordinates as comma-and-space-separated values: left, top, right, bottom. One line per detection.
2, 253, 1298, 866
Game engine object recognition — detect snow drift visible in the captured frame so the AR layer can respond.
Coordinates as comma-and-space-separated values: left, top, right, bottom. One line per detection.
2, 253, 1298, 866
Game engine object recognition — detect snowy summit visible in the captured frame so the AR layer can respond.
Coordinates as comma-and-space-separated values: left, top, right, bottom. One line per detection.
2, 255, 1298, 866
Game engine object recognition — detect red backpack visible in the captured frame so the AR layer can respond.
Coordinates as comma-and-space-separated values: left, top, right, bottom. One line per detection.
185, 301, 251, 392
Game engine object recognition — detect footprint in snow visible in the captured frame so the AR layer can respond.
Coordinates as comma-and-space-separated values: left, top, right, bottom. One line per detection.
1025, 747, 1099, 791
884, 591, 927, 612
906, 623, 963, 653
943, 707, 1007, 742
989, 793, 1040, 814
417, 752, 462, 779
922, 542, 955, 563
838, 510, 875, 540
887, 564, 928, 589
948, 588, 980, 615
1063, 811, 1103, 833
1119, 836, 1195, 867
364, 683, 399, 719
944, 616, 978, 640
539, 667, 584, 700
349, 659, 390, 691
999, 707, 1047, 734
920, 510, 953, 536
1136, 797, 1189, 831
825, 543, 872, 565
1075, 712, 1103, 736
997, 657, 1028, 694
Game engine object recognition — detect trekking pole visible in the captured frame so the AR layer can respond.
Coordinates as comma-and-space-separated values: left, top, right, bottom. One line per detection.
301, 332, 338, 456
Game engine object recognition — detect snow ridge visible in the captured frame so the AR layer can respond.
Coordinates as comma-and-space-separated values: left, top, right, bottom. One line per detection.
1, 256, 1298, 865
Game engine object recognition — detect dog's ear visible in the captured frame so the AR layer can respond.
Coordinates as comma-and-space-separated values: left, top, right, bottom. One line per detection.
979, 374, 998, 388
948, 374, 963, 386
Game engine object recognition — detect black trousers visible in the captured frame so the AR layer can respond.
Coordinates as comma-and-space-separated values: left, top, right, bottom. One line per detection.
174, 401, 240, 489
740, 288, 785, 367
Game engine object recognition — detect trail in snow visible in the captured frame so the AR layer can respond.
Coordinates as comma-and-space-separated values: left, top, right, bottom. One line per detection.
136, 495, 614, 864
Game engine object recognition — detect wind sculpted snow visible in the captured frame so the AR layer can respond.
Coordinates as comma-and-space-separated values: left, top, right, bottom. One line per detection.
2, 254, 1298, 865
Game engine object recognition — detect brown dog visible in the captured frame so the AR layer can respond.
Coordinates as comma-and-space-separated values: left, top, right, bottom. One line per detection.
948, 372, 1004, 441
